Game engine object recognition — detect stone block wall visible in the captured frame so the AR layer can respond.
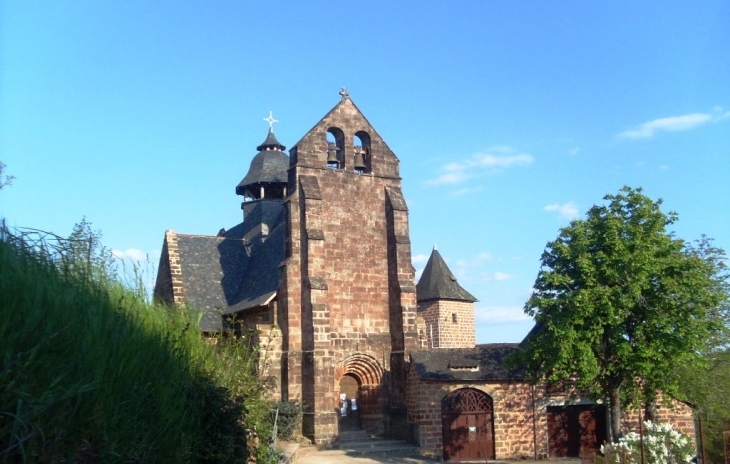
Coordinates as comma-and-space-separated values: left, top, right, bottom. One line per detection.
619, 394, 696, 442
417, 299, 476, 348
406, 370, 696, 460
153, 230, 185, 307
278, 96, 417, 444
406, 368, 547, 460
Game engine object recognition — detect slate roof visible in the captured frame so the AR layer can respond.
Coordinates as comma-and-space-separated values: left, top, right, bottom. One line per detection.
222, 220, 284, 315
174, 215, 285, 331
410, 344, 526, 381
256, 128, 286, 152
416, 248, 477, 302
236, 129, 289, 195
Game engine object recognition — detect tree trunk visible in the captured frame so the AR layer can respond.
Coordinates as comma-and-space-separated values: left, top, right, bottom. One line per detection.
609, 388, 622, 442
644, 400, 657, 423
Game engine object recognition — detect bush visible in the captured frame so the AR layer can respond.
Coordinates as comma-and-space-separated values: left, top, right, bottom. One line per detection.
270, 399, 303, 441
600, 421, 695, 464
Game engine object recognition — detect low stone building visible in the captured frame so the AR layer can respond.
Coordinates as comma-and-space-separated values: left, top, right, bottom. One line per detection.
154, 91, 696, 461
406, 344, 695, 460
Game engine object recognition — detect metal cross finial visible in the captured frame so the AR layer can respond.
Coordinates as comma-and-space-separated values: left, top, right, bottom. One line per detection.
339, 87, 349, 99
263, 111, 278, 129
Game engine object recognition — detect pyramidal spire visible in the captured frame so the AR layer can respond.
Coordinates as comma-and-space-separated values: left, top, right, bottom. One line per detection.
416, 248, 477, 303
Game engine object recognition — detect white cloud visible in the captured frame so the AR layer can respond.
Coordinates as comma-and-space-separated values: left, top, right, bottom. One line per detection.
426, 146, 533, 186
477, 252, 493, 261
450, 186, 483, 197
427, 171, 470, 186
543, 202, 579, 221
412, 253, 430, 282
659, 164, 669, 171
412, 253, 429, 266
568, 147, 580, 156
493, 271, 514, 281
475, 305, 532, 323
112, 248, 150, 263
617, 110, 730, 140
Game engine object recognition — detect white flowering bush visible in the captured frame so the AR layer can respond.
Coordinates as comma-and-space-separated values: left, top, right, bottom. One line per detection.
600, 421, 695, 464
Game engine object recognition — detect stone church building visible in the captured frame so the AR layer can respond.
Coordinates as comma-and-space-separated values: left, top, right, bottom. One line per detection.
154, 92, 695, 461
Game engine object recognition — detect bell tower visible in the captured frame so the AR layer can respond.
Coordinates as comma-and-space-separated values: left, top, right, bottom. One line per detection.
279, 90, 418, 443
235, 112, 289, 243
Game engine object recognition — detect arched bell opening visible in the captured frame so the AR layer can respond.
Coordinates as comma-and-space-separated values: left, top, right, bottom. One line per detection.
353, 131, 371, 174
326, 128, 345, 169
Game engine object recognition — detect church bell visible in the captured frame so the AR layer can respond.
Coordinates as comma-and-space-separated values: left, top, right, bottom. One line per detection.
327, 142, 339, 165
353, 146, 366, 171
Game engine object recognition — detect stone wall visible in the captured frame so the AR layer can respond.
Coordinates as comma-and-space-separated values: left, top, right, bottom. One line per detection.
153, 230, 185, 307
278, 96, 418, 443
406, 368, 548, 460
417, 299, 475, 348
619, 394, 696, 441
407, 370, 696, 460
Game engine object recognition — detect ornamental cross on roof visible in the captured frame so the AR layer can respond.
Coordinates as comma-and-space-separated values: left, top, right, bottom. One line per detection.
263, 111, 278, 130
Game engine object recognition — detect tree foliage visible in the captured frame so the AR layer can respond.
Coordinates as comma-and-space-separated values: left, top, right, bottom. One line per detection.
678, 348, 730, 463
517, 187, 729, 442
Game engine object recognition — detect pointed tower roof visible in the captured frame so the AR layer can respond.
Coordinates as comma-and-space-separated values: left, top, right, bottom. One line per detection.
416, 247, 477, 303
256, 128, 286, 152
236, 113, 289, 196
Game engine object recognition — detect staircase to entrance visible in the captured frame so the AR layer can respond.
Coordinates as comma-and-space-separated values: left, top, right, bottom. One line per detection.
314, 430, 420, 458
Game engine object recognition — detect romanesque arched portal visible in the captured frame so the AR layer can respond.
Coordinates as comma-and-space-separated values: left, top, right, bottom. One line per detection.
335, 354, 385, 433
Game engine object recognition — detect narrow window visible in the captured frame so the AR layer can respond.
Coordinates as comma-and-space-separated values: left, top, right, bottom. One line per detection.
452, 313, 458, 323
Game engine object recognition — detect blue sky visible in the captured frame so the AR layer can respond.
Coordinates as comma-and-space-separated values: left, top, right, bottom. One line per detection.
2, 1, 729, 343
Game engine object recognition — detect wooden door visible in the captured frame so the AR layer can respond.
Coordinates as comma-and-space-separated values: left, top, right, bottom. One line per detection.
548, 405, 606, 458
441, 388, 495, 461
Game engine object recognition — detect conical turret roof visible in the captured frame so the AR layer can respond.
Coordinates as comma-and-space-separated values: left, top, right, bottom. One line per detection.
256, 128, 286, 152
236, 128, 289, 195
416, 248, 477, 303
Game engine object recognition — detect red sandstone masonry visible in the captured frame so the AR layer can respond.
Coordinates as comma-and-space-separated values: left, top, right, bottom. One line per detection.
280, 97, 416, 443
417, 300, 475, 348
406, 371, 696, 460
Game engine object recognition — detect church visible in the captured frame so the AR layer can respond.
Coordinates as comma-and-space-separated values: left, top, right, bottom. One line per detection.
154, 91, 695, 461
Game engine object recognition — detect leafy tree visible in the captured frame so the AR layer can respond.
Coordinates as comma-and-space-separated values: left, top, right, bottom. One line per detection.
517, 186, 728, 442
678, 348, 730, 463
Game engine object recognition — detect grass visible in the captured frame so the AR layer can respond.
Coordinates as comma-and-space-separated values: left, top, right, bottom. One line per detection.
0, 223, 275, 463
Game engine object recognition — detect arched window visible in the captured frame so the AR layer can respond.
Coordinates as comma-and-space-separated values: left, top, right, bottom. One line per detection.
353, 131, 371, 173
326, 128, 344, 169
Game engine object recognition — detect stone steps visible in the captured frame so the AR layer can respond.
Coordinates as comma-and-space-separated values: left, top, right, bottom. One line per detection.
318, 430, 420, 457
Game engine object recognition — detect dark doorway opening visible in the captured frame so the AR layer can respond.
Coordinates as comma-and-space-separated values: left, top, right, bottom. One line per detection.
338, 374, 361, 431
547, 404, 607, 458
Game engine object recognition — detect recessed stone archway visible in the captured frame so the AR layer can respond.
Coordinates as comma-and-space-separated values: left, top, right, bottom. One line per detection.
335, 353, 384, 386
334, 353, 385, 433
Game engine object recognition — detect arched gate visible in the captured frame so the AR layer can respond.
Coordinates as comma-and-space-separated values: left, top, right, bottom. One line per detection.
441, 388, 495, 461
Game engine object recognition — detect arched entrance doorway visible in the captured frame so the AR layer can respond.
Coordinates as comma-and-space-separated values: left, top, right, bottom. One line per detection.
338, 374, 360, 431
441, 388, 495, 461
335, 354, 384, 433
